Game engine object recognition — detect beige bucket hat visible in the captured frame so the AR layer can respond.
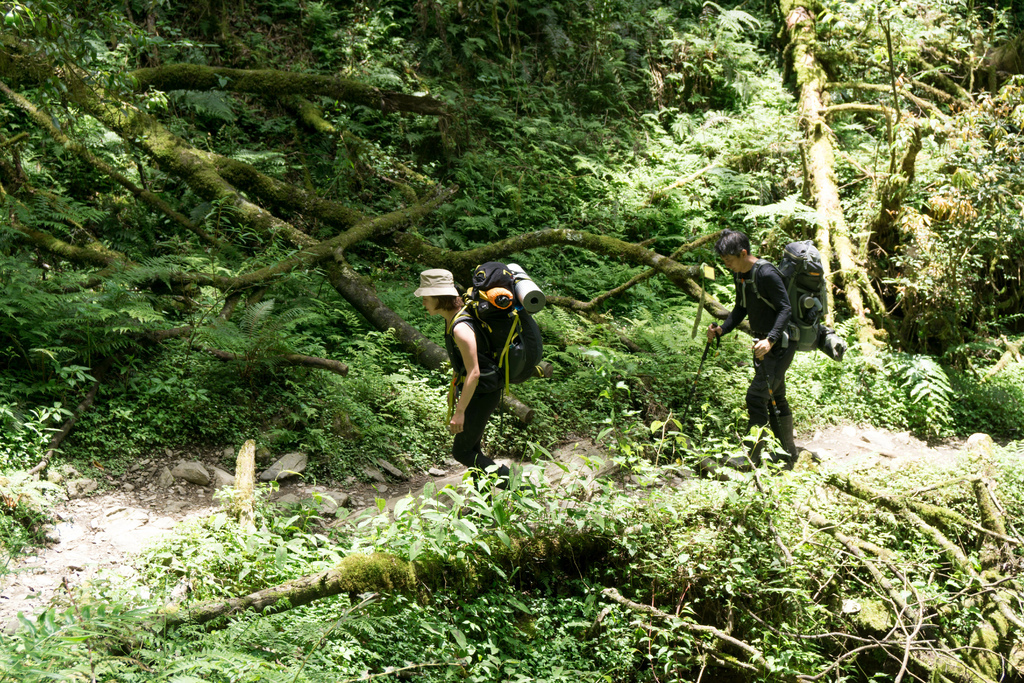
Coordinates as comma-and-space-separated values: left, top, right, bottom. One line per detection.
413, 269, 459, 297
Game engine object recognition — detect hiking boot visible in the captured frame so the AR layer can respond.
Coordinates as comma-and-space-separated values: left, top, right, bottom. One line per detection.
773, 414, 799, 466
534, 362, 553, 378
744, 435, 766, 468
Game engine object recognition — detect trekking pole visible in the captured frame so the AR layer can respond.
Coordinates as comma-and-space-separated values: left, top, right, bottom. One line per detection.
681, 335, 719, 427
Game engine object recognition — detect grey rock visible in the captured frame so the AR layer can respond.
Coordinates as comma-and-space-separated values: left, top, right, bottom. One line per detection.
377, 460, 408, 480
259, 452, 308, 482
312, 491, 349, 513
255, 446, 274, 465
211, 467, 235, 489
166, 501, 187, 514
66, 478, 98, 499
275, 493, 302, 505
361, 466, 387, 484
222, 446, 235, 459
171, 462, 211, 486
123, 483, 135, 492
157, 467, 175, 488
309, 494, 338, 514
4, 617, 25, 636
42, 526, 61, 544
46, 470, 65, 485
428, 467, 447, 477
164, 448, 174, 458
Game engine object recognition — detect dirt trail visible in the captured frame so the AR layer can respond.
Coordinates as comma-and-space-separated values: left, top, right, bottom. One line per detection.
0, 424, 968, 632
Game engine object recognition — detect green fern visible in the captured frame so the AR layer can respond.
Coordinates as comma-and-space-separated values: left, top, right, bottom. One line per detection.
890, 353, 954, 437
737, 193, 821, 226
194, 300, 316, 378
172, 90, 238, 122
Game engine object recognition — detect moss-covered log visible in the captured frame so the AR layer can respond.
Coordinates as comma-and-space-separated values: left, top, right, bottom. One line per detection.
780, 1, 883, 348
390, 229, 732, 322
0, 78, 217, 247
161, 526, 614, 630
129, 64, 447, 116
821, 471, 1024, 681
159, 552, 419, 628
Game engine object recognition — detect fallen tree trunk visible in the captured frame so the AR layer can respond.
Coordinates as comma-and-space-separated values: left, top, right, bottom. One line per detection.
781, 1, 884, 349
821, 471, 1024, 681
160, 524, 614, 630
129, 64, 447, 117
159, 552, 419, 628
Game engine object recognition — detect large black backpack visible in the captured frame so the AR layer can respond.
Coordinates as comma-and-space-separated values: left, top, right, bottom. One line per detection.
456, 261, 544, 387
752, 241, 845, 360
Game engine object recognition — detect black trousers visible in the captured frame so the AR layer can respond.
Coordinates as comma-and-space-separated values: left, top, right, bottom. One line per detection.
451, 387, 509, 479
746, 341, 798, 428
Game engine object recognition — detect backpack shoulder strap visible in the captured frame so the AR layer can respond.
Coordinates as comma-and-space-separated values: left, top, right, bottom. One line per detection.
447, 306, 476, 335
748, 259, 777, 310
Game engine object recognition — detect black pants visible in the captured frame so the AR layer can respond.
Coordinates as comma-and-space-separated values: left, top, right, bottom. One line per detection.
452, 387, 509, 480
746, 341, 798, 428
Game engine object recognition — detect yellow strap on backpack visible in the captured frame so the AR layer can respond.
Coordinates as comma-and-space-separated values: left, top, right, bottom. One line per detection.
497, 310, 521, 392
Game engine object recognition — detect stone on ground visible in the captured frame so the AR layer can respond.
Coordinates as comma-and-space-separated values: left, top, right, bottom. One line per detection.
211, 466, 235, 489
259, 451, 308, 481
171, 461, 211, 486
965, 433, 995, 456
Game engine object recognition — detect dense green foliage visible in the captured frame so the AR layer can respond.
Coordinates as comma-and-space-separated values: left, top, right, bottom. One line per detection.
2, 0, 1024, 679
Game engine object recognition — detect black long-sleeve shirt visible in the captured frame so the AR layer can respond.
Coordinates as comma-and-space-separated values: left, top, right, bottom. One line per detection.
719, 260, 792, 345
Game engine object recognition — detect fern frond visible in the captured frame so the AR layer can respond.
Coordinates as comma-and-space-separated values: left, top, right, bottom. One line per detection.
737, 193, 821, 226
239, 300, 277, 338
172, 90, 238, 122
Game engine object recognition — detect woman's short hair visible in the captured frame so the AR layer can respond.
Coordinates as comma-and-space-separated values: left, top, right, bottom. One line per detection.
714, 229, 751, 257
431, 295, 462, 312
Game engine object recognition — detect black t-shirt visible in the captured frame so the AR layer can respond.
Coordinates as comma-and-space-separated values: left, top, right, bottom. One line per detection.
719, 260, 792, 344
445, 314, 502, 394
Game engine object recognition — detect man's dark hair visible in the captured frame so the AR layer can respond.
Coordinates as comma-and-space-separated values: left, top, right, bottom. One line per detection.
714, 229, 751, 257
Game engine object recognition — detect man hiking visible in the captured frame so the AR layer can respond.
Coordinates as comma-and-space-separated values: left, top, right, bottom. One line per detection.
707, 229, 799, 467
415, 268, 510, 487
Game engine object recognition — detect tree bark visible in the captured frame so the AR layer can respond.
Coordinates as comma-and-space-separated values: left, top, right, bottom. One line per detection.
129, 64, 447, 116
987, 31, 1024, 78
781, 1, 884, 349
233, 440, 257, 533
159, 552, 419, 628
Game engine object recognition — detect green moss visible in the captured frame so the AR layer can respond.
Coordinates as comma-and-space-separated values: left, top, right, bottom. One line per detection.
849, 598, 892, 634
333, 552, 417, 594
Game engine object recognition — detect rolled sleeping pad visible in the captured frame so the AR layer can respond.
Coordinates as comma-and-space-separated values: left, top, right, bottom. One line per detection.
506, 263, 546, 313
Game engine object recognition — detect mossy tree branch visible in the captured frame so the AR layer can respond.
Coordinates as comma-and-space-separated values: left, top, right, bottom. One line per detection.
129, 64, 447, 116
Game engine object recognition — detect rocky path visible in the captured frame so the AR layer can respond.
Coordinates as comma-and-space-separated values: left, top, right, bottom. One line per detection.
0, 425, 970, 632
